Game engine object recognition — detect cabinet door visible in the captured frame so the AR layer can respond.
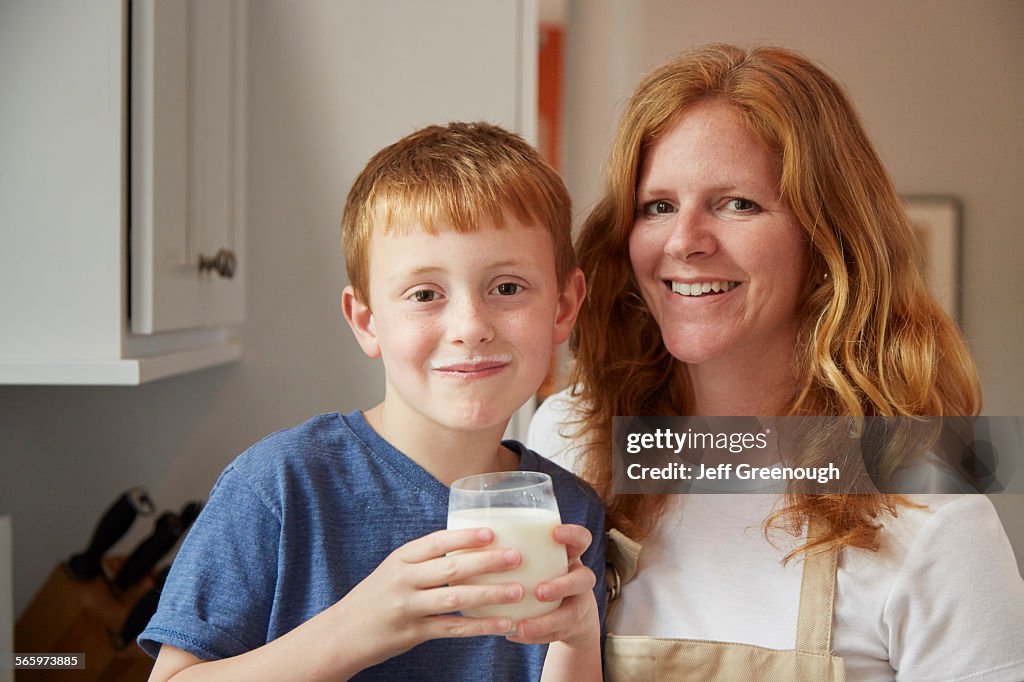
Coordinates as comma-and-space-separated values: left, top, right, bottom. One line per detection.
131, 0, 246, 334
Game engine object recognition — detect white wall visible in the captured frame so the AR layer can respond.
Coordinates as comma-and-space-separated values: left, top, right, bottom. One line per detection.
564, 0, 1024, 569
0, 0, 530, 618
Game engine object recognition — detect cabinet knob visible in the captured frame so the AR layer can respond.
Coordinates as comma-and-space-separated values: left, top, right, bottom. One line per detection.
198, 248, 237, 279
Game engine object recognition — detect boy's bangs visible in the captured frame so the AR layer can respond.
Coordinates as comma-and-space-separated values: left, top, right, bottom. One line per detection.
370, 177, 537, 236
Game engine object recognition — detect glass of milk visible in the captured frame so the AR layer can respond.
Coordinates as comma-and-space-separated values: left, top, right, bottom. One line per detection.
447, 471, 568, 626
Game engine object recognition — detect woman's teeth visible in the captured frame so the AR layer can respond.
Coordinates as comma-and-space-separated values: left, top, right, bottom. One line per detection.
669, 281, 739, 297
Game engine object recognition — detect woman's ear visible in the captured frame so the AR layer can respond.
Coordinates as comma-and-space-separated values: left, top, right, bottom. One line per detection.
553, 268, 586, 345
342, 285, 381, 359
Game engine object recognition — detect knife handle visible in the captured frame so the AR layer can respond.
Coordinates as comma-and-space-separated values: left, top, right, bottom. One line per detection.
66, 487, 155, 580
111, 499, 202, 592
179, 500, 202, 529
112, 512, 182, 592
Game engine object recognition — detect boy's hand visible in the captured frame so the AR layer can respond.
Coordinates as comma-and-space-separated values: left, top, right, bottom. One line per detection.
328, 527, 525, 671
505, 524, 599, 648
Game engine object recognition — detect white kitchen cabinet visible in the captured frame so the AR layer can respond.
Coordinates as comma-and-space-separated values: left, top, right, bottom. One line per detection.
0, 0, 245, 384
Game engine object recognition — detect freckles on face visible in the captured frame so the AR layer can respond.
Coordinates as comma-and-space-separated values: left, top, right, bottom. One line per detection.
628, 99, 809, 368
361, 217, 566, 432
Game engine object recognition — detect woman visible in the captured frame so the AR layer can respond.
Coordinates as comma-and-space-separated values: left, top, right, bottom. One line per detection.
529, 44, 1024, 680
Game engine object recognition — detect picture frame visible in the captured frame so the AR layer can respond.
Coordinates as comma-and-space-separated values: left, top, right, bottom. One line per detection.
901, 195, 962, 322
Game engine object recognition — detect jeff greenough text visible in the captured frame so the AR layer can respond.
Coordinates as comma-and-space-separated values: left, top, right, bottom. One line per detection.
626, 462, 841, 484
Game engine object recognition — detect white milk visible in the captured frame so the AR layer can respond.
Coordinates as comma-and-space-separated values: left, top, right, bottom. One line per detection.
447, 507, 568, 623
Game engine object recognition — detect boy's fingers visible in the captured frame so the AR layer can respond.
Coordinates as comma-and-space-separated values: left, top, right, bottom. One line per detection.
509, 592, 598, 644
534, 563, 596, 603
396, 527, 494, 564
416, 547, 521, 589
423, 614, 516, 640
506, 599, 576, 644
409, 582, 524, 619
552, 524, 592, 561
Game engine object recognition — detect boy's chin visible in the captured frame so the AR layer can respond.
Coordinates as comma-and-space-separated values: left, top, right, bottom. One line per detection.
438, 413, 512, 434
427, 402, 520, 434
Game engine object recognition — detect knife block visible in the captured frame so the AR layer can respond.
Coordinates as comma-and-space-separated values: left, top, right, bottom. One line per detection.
15, 558, 154, 681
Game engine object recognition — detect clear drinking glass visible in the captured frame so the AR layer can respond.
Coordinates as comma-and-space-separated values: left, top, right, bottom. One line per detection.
447, 471, 568, 624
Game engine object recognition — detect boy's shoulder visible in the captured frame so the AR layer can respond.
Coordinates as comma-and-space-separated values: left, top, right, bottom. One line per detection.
231, 412, 348, 469
217, 411, 374, 495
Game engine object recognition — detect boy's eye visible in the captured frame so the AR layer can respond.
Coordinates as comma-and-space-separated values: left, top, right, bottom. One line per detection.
492, 282, 523, 296
640, 200, 676, 216
409, 289, 438, 303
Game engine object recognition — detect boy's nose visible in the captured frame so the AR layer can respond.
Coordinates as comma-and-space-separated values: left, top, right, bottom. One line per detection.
446, 297, 495, 346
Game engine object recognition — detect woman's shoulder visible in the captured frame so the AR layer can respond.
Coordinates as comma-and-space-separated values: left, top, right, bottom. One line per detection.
852, 495, 1024, 677
882, 494, 1004, 540
855, 494, 1019, 586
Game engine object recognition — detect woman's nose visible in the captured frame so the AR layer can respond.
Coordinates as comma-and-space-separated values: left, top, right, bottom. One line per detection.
664, 208, 717, 261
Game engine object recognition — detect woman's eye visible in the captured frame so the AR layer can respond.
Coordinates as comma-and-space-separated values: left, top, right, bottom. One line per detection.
493, 282, 523, 296
641, 200, 676, 216
410, 289, 437, 303
725, 198, 759, 213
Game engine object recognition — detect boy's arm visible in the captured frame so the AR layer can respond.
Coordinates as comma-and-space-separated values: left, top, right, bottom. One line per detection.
540, 627, 602, 682
147, 601, 387, 682
148, 527, 526, 682
148, 601, 388, 682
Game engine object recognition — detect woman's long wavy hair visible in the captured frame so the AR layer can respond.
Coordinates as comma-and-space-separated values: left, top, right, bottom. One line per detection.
570, 43, 981, 555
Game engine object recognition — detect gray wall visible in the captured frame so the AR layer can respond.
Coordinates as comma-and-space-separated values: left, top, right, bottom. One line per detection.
564, 0, 1024, 568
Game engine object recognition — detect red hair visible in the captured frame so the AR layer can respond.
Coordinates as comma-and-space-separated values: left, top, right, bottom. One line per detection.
569, 44, 981, 555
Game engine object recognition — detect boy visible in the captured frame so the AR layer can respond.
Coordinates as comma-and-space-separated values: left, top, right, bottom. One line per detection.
139, 122, 605, 681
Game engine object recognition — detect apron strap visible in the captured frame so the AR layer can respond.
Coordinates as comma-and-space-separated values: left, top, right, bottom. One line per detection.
795, 518, 841, 655
606, 528, 642, 601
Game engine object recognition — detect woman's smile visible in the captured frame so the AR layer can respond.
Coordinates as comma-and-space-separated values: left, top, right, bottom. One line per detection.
664, 279, 741, 298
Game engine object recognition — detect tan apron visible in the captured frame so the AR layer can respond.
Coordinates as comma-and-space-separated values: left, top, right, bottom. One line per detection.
604, 527, 847, 681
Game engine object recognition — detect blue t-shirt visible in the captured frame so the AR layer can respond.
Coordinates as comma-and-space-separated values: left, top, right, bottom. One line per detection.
139, 411, 606, 680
